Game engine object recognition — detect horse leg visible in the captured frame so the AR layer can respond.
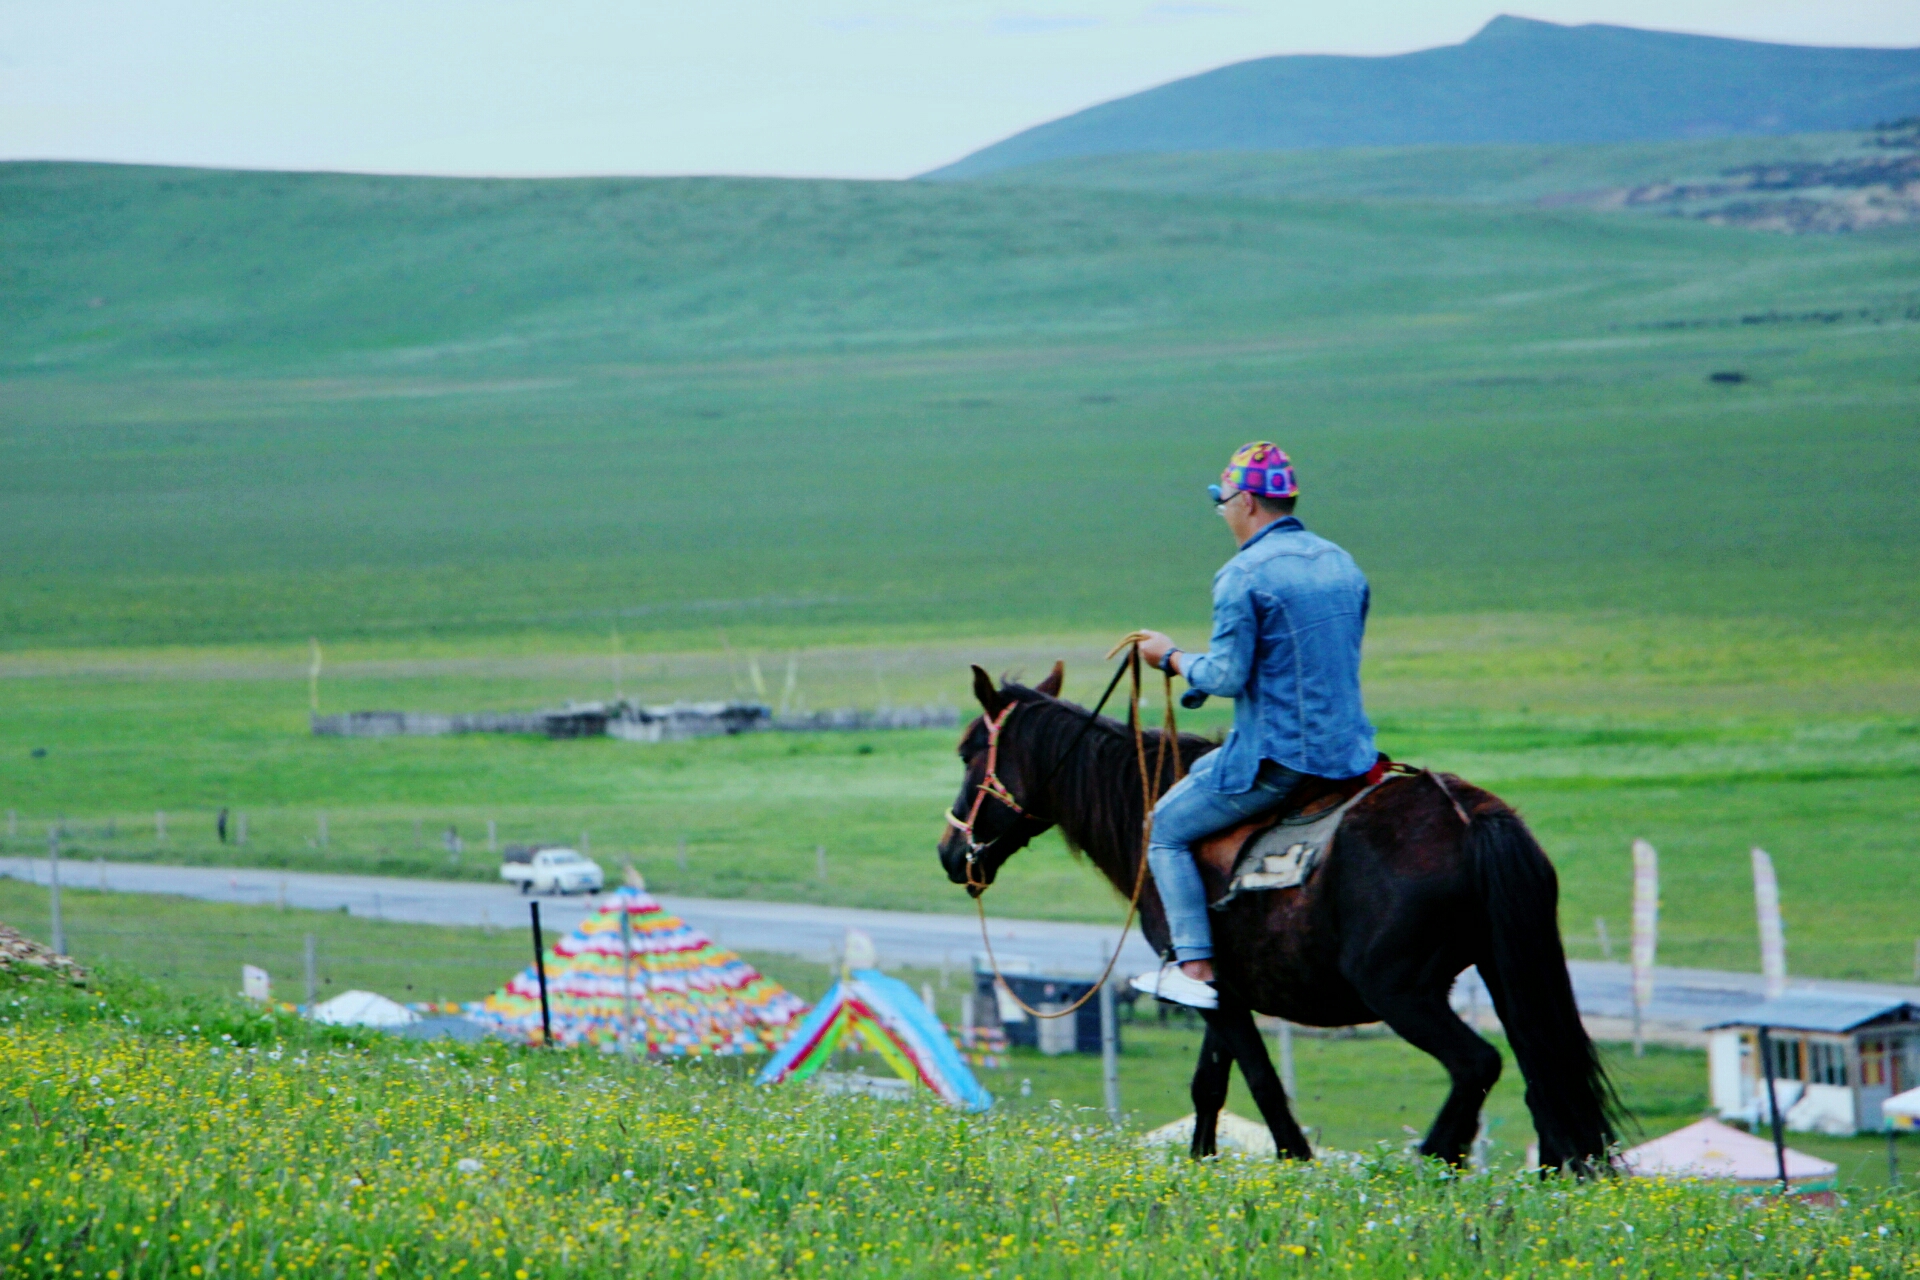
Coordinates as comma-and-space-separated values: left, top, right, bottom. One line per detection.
1360, 986, 1501, 1166
1188, 1022, 1232, 1159
1201, 1004, 1314, 1161
1472, 966, 1579, 1174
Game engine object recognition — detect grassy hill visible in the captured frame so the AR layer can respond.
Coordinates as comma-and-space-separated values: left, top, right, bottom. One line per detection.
5, 159, 1918, 649
3, 156, 1919, 982
926, 16, 1920, 180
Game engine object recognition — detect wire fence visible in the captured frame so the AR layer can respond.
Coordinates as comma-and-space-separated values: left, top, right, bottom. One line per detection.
0, 809, 712, 896
8, 918, 533, 1010
2, 808, 555, 869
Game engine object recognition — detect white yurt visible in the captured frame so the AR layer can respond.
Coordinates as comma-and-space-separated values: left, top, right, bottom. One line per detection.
310, 989, 420, 1028
1621, 1118, 1836, 1192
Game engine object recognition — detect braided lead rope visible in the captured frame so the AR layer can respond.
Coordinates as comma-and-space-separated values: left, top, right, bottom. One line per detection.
974, 642, 1176, 1021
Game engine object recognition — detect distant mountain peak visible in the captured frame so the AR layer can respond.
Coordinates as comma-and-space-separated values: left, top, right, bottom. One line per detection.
925, 19, 1920, 180
1472, 13, 1562, 38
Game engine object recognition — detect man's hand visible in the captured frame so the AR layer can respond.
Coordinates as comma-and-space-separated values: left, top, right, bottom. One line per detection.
1134, 631, 1178, 671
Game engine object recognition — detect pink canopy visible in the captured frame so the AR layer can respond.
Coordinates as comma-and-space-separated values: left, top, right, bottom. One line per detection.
1622, 1118, 1836, 1188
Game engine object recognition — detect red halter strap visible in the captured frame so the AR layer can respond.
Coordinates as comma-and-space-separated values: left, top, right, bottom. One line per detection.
944, 702, 1026, 879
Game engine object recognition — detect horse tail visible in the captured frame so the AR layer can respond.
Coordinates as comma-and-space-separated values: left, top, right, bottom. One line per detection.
1467, 802, 1622, 1172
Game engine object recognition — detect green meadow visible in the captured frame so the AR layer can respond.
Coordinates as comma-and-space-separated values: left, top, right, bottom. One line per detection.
9, 962, 1919, 1280
2, 881, 1913, 1190
2, 153, 1918, 982
6, 159, 1919, 645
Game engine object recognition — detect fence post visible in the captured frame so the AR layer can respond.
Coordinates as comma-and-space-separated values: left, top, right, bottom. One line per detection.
487, 819, 497, 854
619, 909, 636, 1057
304, 933, 317, 1006
676, 835, 688, 872
1276, 1018, 1296, 1098
47, 826, 65, 956
530, 902, 555, 1048
318, 813, 328, 848
155, 810, 165, 843
1099, 980, 1120, 1126
237, 813, 248, 846
6, 809, 15, 839
815, 844, 827, 882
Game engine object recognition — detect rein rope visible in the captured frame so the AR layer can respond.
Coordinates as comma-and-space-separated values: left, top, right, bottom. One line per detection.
960, 637, 1184, 1021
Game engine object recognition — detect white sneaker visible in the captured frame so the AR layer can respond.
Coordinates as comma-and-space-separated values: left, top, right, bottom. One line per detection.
1129, 964, 1218, 1010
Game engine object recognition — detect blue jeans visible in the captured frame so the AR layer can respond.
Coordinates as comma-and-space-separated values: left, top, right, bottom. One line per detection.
1147, 751, 1302, 963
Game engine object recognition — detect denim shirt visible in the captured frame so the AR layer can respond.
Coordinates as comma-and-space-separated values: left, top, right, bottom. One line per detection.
1181, 517, 1378, 791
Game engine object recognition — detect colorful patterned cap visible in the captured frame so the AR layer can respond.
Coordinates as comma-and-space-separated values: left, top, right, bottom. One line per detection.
1219, 442, 1298, 499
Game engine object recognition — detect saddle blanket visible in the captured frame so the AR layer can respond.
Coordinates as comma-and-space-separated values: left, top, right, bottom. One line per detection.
1208, 775, 1396, 910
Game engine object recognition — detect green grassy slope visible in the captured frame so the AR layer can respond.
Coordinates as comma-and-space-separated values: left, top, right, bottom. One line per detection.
9, 1010, 1914, 1280
3, 159, 1918, 986
4, 161, 1918, 648
4, 883, 1912, 1187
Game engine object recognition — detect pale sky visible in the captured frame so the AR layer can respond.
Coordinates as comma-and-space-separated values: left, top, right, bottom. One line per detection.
4, 1, 1917, 179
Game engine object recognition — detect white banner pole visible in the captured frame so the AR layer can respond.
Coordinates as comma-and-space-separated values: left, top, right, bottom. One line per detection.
1630, 839, 1658, 1057
1752, 847, 1788, 1000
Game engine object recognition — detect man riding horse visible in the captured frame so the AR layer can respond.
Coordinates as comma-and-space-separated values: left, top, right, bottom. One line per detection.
939, 443, 1619, 1170
1129, 441, 1379, 1011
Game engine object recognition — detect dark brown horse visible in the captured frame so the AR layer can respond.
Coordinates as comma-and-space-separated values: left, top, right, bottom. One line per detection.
938, 663, 1620, 1172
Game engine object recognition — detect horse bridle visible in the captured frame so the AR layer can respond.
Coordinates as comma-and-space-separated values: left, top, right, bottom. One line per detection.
953, 643, 1180, 1021
945, 654, 1136, 891
944, 703, 1035, 889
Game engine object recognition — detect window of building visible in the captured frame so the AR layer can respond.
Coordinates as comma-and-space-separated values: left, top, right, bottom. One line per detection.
1807, 1039, 1848, 1086
1764, 1034, 1805, 1082
1861, 1039, 1889, 1087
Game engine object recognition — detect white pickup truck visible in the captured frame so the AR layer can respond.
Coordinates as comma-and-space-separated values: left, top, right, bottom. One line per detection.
499, 846, 605, 895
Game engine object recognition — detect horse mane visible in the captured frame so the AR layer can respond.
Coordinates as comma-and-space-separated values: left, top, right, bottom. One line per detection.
997, 682, 1216, 898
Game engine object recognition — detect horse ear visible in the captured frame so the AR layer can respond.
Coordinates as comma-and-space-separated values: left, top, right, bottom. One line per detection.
1035, 661, 1064, 698
970, 665, 1005, 714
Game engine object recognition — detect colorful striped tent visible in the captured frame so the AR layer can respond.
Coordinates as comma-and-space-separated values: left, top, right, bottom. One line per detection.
465, 883, 806, 1055
756, 967, 993, 1111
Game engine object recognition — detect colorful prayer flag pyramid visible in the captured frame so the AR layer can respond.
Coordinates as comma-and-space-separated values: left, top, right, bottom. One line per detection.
466, 884, 807, 1055
756, 966, 993, 1111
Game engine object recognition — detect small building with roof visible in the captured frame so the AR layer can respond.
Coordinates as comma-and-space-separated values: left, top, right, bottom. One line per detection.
1705, 994, 1920, 1134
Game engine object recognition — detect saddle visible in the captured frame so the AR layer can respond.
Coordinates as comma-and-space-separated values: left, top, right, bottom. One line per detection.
1198, 755, 1405, 910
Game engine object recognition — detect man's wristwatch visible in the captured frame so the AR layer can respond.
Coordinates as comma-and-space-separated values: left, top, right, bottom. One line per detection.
1158, 648, 1182, 674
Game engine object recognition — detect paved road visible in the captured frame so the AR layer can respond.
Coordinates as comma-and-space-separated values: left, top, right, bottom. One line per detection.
7, 858, 1917, 1032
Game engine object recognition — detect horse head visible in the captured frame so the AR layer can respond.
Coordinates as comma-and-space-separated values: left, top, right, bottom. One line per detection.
937, 661, 1065, 893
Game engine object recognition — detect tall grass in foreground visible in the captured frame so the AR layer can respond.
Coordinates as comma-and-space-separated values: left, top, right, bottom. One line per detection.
2, 979, 1915, 1278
